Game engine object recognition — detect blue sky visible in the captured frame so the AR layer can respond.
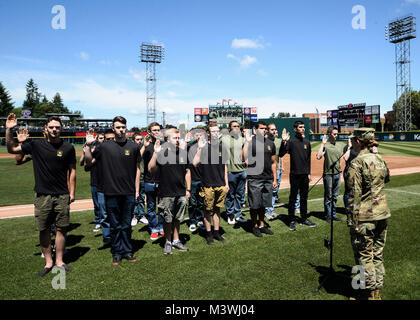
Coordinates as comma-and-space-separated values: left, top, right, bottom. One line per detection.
1, 0, 419, 128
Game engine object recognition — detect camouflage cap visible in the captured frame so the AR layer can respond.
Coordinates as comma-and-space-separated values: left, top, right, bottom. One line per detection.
349, 127, 375, 140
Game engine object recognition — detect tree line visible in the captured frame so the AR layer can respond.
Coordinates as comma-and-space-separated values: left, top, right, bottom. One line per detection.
0, 79, 82, 119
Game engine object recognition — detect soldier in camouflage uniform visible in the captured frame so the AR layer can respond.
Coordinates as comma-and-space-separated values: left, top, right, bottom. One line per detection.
347, 128, 391, 300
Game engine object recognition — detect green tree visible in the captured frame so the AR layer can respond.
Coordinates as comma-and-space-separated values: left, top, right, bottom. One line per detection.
22, 79, 41, 117
392, 90, 420, 130
0, 82, 14, 116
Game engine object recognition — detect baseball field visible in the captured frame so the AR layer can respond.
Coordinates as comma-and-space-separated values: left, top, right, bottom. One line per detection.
0, 142, 419, 300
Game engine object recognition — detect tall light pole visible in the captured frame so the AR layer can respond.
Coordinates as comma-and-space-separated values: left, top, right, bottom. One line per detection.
386, 15, 416, 131
140, 43, 164, 125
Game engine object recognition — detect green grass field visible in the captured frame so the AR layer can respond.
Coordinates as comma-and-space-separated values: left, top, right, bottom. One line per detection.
1, 142, 420, 300
0, 170, 419, 300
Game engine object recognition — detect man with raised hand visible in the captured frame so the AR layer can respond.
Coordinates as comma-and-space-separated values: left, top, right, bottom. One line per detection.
221, 121, 247, 225
141, 122, 165, 241
242, 121, 277, 237
84, 116, 141, 266
279, 121, 317, 231
148, 128, 191, 255
6, 113, 76, 276
131, 132, 148, 227
193, 124, 229, 245
316, 126, 344, 224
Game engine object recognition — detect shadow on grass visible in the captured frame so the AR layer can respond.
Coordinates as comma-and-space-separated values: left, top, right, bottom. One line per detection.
64, 246, 90, 264
66, 235, 84, 247
132, 239, 147, 254
309, 263, 358, 299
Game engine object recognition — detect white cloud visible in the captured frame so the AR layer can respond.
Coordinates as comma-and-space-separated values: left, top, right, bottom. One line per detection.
227, 54, 258, 69
231, 38, 264, 49
77, 51, 90, 61
129, 68, 145, 82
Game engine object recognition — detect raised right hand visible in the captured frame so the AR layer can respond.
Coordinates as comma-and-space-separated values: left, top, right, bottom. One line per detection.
6, 113, 17, 129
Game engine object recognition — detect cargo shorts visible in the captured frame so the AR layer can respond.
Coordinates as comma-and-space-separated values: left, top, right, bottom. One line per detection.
199, 186, 227, 213
34, 193, 70, 231
158, 196, 187, 223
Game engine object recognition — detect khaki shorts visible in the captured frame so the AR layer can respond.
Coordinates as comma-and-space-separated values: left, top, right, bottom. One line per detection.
199, 186, 227, 213
158, 196, 187, 223
34, 194, 70, 231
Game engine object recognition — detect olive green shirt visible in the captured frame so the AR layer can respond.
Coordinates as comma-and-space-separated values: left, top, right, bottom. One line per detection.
322, 142, 342, 174
221, 134, 246, 173
274, 138, 283, 171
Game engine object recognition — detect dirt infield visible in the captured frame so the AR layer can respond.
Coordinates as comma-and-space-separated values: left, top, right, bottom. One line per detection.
1, 153, 420, 220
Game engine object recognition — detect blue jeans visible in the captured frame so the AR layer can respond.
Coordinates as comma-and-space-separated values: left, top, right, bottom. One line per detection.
133, 180, 146, 219
91, 186, 102, 224
144, 182, 164, 234
92, 186, 110, 240
226, 171, 247, 218
188, 180, 204, 225
323, 173, 341, 218
266, 169, 283, 214
106, 195, 135, 258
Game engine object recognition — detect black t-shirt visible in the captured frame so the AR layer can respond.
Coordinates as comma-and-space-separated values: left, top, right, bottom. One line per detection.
187, 141, 201, 182
142, 142, 160, 183
21, 139, 76, 195
343, 144, 359, 173
246, 135, 276, 180
279, 136, 311, 175
156, 143, 188, 197
93, 140, 141, 196
199, 141, 228, 188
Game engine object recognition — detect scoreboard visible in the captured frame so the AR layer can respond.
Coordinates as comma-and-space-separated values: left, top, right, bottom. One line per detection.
327, 103, 380, 130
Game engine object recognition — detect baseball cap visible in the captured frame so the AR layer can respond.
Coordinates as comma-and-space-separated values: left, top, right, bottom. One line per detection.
349, 127, 375, 140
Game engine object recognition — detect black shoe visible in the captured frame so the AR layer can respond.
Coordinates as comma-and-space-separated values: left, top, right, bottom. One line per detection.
112, 256, 122, 266
213, 231, 227, 243
123, 254, 138, 263
333, 216, 344, 223
300, 219, 317, 227
326, 217, 332, 224
37, 266, 53, 277
289, 221, 297, 231
55, 264, 73, 272
252, 227, 263, 237
259, 226, 274, 235
206, 232, 215, 245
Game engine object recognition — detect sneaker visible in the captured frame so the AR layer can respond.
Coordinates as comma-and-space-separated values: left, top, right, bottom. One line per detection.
259, 226, 274, 235
235, 216, 247, 223
227, 216, 236, 225
289, 220, 297, 231
213, 231, 226, 243
252, 227, 263, 237
164, 242, 172, 255
160, 231, 165, 237
197, 221, 205, 230
189, 224, 197, 232
93, 224, 101, 232
326, 217, 332, 224
150, 232, 159, 241
300, 219, 317, 228
172, 241, 189, 251
124, 254, 137, 263
265, 212, 274, 220
103, 238, 112, 246
139, 216, 149, 225
333, 216, 344, 223
112, 256, 121, 266
295, 209, 300, 214
131, 217, 138, 227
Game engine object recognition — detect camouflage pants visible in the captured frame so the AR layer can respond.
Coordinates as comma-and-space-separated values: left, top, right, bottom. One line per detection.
350, 219, 388, 290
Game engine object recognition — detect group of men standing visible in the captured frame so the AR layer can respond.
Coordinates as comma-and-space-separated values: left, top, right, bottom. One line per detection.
5, 112, 391, 300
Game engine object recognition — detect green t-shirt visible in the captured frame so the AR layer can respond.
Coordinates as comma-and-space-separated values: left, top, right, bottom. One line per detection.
221, 134, 246, 173
273, 138, 282, 171
323, 142, 342, 174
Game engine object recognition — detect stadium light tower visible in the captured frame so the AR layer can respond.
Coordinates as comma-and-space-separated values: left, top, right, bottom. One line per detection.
140, 43, 164, 125
386, 15, 416, 131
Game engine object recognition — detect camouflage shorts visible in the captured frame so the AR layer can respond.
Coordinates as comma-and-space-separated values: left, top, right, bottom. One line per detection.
350, 219, 388, 290
158, 196, 187, 223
